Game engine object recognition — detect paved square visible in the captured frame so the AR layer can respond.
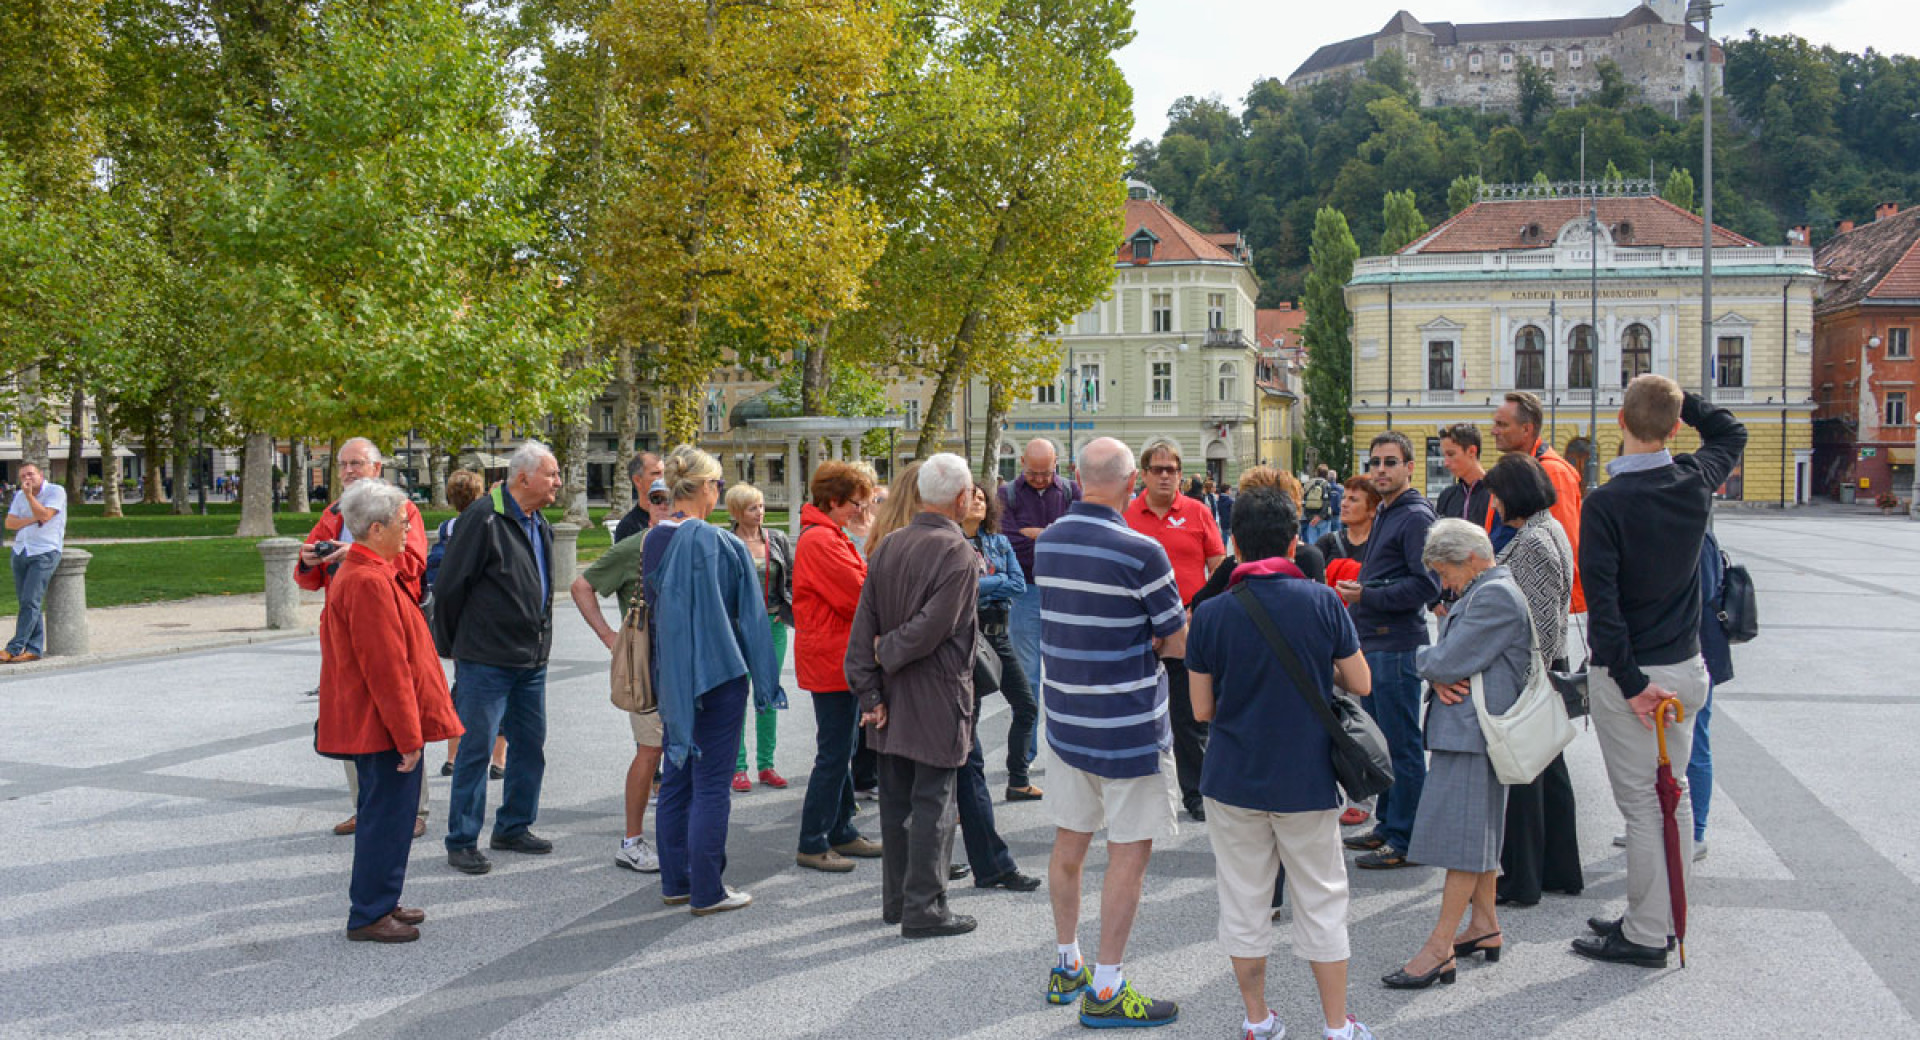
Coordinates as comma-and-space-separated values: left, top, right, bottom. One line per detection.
3, 508, 1915, 1039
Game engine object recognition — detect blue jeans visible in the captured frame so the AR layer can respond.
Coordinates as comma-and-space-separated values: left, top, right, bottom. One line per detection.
1008, 583, 1045, 763
798, 690, 864, 854
658, 675, 749, 907
1362, 649, 1426, 853
445, 661, 547, 851
349, 749, 422, 930
1687, 687, 1713, 840
1304, 517, 1326, 546
955, 709, 1017, 884
9, 550, 59, 655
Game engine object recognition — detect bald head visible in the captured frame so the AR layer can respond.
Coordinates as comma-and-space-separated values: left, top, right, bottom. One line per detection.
1021, 438, 1058, 490
1075, 437, 1135, 506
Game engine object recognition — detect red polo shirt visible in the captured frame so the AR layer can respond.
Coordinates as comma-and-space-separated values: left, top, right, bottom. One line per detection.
1124, 493, 1225, 605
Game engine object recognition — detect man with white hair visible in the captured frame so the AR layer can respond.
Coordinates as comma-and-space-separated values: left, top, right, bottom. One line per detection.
996, 437, 1079, 800
431, 440, 563, 876
299, 437, 430, 837
844, 453, 982, 938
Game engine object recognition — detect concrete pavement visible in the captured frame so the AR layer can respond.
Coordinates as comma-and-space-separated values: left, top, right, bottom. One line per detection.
1, 509, 1916, 1038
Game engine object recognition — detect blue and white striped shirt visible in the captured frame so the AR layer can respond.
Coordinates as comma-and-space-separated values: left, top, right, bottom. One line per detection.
1035, 501, 1186, 779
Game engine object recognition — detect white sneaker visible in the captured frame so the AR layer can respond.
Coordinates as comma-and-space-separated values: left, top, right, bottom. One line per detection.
1694, 839, 1709, 862
1243, 1010, 1284, 1039
1338, 1018, 1376, 1040
615, 837, 660, 873
690, 887, 752, 916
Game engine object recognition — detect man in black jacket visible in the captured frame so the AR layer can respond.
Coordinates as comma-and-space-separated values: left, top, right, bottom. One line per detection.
432, 441, 563, 876
1433, 424, 1493, 529
1573, 375, 1745, 968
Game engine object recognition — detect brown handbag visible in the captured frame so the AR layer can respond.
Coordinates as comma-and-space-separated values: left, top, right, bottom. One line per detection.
609, 542, 656, 715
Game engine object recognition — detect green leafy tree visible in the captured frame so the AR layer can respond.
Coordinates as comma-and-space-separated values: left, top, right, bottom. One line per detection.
1378, 189, 1428, 254
1594, 59, 1630, 109
1662, 166, 1697, 212
1301, 206, 1358, 471
1517, 60, 1556, 128
1447, 173, 1483, 215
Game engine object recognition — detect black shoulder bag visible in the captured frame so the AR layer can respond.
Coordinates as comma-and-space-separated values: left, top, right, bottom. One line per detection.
1230, 583, 1394, 801
1717, 549, 1758, 644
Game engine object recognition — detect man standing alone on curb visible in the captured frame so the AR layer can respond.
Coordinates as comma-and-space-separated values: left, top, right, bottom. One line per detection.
1038, 437, 1186, 1029
1124, 437, 1225, 823
845, 453, 982, 939
298, 439, 430, 837
4, 463, 65, 664
432, 441, 563, 876
997, 437, 1077, 800
1337, 432, 1438, 871
1573, 375, 1745, 968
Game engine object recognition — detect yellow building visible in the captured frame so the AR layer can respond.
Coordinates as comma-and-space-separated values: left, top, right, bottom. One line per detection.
1345, 185, 1820, 504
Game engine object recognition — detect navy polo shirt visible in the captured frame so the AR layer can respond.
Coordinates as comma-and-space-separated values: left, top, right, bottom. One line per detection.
1187, 572, 1360, 814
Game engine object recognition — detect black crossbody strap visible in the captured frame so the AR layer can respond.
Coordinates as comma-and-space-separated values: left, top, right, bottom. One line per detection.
1231, 582, 1344, 741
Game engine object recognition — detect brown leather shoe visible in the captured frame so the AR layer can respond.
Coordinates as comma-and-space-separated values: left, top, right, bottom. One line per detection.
412, 818, 426, 839
333, 816, 357, 836
0, 650, 15, 663
795, 850, 855, 873
832, 837, 883, 859
391, 906, 426, 925
11, 652, 38, 663
347, 914, 420, 943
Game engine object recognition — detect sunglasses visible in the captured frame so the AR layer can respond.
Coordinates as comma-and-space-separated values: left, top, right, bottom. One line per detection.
1365, 457, 1405, 469
1146, 464, 1180, 477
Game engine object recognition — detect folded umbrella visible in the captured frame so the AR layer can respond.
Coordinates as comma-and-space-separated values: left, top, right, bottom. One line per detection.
1654, 698, 1689, 967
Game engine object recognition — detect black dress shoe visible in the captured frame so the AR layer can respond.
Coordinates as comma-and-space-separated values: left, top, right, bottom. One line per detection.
439, 761, 454, 776
447, 847, 492, 875
1185, 800, 1207, 822
1587, 915, 1622, 937
949, 864, 971, 881
977, 870, 1042, 892
1452, 931, 1502, 962
1571, 930, 1668, 968
1382, 956, 1456, 989
902, 914, 978, 939
490, 831, 553, 854
489, 764, 505, 781
1343, 831, 1387, 851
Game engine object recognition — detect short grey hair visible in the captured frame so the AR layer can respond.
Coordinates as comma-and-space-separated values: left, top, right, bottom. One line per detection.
917, 453, 972, 506
338, 437, 382, 465
1422, 517, 1496, 570
509, 439, 555, 481
1076, 437, 1134, 489
338, 478, 408, 541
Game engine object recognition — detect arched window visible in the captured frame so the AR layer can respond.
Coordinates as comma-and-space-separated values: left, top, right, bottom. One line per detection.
1514, 326, 1545, 389
1621, 323, 1652, 384
1217, 362, 1238, 401
1569, 325, 1596, 390
1427, 341, 1454, 391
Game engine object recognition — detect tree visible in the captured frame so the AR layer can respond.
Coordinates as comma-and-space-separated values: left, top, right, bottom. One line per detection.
1447, 173, 1483, 215
1301, 206, 1358, 471
1602, 159, 1624, 187
1378, 189, 1428, 254
1594, 59, 1630, 109
1486, 126, 1531, 183
1517, 60, 1556, 128
1663, 166, 1697, 212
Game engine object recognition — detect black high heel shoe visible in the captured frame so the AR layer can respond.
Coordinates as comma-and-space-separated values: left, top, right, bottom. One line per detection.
1382, 956, 1457, 989
1452, 932, 1503, 963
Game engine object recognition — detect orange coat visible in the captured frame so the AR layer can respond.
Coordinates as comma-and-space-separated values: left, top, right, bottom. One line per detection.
1535, 443, 1587, 614
297, 498, 429, 603
792, 502, 867, 693
316, 545, 462, 756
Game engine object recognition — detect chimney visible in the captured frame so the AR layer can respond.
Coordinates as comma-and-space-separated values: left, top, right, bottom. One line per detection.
1788, 225, 1810, 247
1877, 202, 1900, 221
1840, 219, 1856, 234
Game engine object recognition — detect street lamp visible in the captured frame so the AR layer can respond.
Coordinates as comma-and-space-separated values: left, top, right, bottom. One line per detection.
191, 406, 208, 515
1688, 0, 1720, 398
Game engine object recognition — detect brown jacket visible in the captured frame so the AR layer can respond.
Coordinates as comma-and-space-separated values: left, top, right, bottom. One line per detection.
844, 512, 980, 768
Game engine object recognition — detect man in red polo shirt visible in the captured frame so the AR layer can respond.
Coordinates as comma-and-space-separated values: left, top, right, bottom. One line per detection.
1125, 437, 1226, 822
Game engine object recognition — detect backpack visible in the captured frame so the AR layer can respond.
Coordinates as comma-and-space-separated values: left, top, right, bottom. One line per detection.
1303, 478, 1327, 513
1716, 549, 1758, 644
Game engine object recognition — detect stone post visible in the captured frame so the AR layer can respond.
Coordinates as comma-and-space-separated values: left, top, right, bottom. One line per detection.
550, 522, 580, 602
257, 538, 304, 630
45, 549, 91, 656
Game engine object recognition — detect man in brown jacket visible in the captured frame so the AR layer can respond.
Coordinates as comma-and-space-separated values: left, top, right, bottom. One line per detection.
846, 453, 981, 939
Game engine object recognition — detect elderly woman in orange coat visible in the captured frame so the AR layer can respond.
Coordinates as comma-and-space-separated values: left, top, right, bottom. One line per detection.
317, 478, 463, 944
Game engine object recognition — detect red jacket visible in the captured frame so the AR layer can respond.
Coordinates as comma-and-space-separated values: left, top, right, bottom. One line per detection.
297, 497, 428, 603
1534, 442, 1586, 614
792, 502, 867, 693
316, 545, 462, 755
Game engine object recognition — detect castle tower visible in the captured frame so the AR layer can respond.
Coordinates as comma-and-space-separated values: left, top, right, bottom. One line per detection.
1642, 0, 1687, 24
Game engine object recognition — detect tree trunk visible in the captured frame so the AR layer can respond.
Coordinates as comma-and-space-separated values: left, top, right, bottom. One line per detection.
610, 345, 638, 516
801, 336, 831, 415
100, 401, 123, 518
66, 385, 86, 500
979, 379, 1008, 481
142, 420, 165, 503
236, 431, 276, 535
170, 409, 194, 515
288, 439, 311, 512
916, 313, 982, 461
429, 441, 449, 509
19, 366, 50, 472
560, 409, 590, 524
662, 383, 699, 449
327, 441, 342, 502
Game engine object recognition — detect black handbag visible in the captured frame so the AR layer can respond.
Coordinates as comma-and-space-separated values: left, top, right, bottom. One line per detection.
1548, 667, 1590, 720
972, 629, 1003, 697
1231, 584, 1394, 801
1717, 550, 1758, 644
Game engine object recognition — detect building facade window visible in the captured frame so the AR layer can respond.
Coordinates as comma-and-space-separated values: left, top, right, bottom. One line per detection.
1208, 293, 1226, 330
1217, 361, 1238, 400
1888, 391, 1909, 427
1515, 325, 1546, 389
1080, 360, 1103, 407
1716, 335, 1746, 387
1130, 231, 1156, 261
1469, 52, 1483, 72
1621, 323, 1653, 384
1428, 340, 1455, 391
1151, 291, 1173, 333
1889, 327, 1912, 359
1569, 324, 1596, 390
1500, 51, 1514, 70
1034, 377, 1059, 405
1150, 358, 1174, 403
1444, 55, 1455, 70
1539, 49, 1554, 66
599, 406, 615, 434
1569, 48, 1584, 67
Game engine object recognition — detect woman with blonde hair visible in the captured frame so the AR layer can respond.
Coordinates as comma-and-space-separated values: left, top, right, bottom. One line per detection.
726, 482, 793, 792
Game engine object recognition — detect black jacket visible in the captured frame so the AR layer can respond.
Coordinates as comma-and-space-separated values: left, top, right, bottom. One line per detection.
1579, 393, 1746, 698
1190, 543, 1326, 611
1351, 487, 1440, 651
431, 487, 555, 668
1434, 476, 1494, 529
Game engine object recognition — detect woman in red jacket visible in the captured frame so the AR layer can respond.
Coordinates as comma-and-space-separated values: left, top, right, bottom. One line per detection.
791, 461, 885, 873
317, 479, 463, 943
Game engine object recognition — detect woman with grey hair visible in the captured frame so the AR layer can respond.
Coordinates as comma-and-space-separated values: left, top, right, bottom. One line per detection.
1382, 518, 1530, 990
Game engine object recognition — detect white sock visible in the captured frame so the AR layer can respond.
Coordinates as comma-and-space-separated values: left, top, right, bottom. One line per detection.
1091, 963, 1123, 999
621, 834, 643, 847
1327, 1020, 1354, 1039
1245, 1011, 1276, 1033
1056, 942, 1082, 971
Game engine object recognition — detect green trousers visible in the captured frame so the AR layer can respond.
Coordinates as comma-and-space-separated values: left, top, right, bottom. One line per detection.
736, 619, 786, 772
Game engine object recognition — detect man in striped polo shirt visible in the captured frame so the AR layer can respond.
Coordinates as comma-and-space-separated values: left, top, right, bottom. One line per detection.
1036, 437, 1186, 1030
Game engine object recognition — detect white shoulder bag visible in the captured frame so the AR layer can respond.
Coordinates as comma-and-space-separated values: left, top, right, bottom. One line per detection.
1470, 581, 1576, 785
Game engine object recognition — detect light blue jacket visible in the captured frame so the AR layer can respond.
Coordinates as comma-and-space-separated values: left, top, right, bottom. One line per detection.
1415, 566, 1529, 755
654, 518, 787, 766
972, 532, 1025, 607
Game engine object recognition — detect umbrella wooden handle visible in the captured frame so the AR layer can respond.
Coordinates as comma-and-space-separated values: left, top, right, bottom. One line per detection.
1654, 698, 1685, 765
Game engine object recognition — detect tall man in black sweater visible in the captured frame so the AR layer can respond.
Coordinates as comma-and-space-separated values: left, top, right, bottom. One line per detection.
1572, 375, 1746, 968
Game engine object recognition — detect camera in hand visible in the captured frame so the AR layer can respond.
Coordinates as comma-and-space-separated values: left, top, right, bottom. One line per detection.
311, 540, 339, 558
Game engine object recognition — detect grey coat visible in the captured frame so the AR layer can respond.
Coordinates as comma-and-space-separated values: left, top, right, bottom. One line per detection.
1416, 566, 1532, 754
844, 512, 980, 769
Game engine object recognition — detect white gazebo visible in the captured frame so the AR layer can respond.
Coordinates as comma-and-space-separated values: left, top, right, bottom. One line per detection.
741, 416, 907, 536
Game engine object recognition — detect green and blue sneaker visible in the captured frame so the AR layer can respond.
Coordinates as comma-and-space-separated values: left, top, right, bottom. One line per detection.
1078, 980, 1178, 1029
1047, 961, 1092, 1005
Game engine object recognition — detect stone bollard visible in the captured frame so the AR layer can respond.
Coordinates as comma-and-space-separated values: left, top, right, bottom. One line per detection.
257, 538, 304, 630
45, 549, 92, 657
550, 522, 580, 602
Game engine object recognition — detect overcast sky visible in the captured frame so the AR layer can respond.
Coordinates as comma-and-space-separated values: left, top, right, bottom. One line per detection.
1117, 0, 1920, 142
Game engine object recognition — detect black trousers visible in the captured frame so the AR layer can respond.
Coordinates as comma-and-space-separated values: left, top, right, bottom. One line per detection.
876, 753, 959, 929
1162, 657, 1207, 809
980, 623, 1037, 787
955, 706, 1018, 884
852, 727, 879, 792
1497, 751, 1583, 903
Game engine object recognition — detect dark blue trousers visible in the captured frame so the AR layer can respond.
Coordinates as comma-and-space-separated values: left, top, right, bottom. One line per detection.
349, 749, 422, 930
955, 712, 1017, 884
658, 676, 749, 908
446, 661, 547, 851
1362, 649, 1426, 854
798, 690, 863, 854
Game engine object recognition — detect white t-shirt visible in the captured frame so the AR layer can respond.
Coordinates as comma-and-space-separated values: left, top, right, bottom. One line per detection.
9, 482, 67, 557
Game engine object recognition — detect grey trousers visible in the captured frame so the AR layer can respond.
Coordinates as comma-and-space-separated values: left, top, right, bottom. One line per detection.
876, 753, 959, 929
1591, 657, 1709, 949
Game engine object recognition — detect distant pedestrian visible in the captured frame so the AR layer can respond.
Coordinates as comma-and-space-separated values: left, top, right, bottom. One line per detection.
431, 440, 563, 876
316, 479, 463, 943
4, 462, 67, 664
613, 452, 663, 544
429, 469, 505, 780
1686, 529, 1735, 860
726, 482, 792, 792
997, 438, 1079, 794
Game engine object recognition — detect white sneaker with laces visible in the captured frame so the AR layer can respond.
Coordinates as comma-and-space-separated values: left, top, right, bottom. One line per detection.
1694, 838, 1709, 861
1243, 1010, 1284, 1039
691, 887, 752, 916
615, 837, 660, 873
1339, 1018, 1377, 1040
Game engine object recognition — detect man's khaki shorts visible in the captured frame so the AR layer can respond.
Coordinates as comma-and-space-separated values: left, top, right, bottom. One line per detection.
1044, 744, 1179, 844
629, 709, 663, 749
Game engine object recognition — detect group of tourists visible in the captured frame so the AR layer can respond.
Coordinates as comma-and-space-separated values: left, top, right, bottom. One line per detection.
302, 371, 1746, 1040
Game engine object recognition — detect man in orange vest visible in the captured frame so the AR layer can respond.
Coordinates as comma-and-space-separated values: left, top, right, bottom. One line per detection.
1492, 391, 1587, 616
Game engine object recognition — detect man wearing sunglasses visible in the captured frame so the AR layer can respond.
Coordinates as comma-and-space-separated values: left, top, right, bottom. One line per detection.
1337, 432, 1438, 870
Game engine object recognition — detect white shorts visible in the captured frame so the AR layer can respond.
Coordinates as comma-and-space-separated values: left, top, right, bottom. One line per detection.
629, 709, 663, 749
1044, 744, 1179, 844
1206, 801, 1351, 961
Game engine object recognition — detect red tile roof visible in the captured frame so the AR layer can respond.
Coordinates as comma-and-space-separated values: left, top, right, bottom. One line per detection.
1120, 199, 1240, 264
1815, 205, 1920, 310
1255, 305, 1307, 351
1405, 195, 1756, 254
